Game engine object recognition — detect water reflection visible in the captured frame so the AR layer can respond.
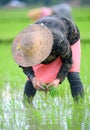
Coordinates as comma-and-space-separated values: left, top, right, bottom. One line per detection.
0, 83, 90, 130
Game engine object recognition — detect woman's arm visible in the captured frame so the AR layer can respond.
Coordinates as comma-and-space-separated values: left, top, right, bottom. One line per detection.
19, 66, 35, 80
56, 39, 72, 83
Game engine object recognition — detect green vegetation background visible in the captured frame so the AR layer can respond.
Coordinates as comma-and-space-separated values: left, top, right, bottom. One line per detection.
0, 6, 90, 130
0, 7, 90, 88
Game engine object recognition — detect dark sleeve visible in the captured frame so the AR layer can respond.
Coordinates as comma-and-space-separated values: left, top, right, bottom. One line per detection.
19, 66, 35, 80
67, 22, 80, 45
61, 17, 80, 45
56, 39, 72, 83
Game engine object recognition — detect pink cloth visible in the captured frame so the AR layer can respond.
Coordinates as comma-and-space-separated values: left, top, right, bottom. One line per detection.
41, 7, 52, 17
69, 39, 81, 72
33, 39, 81, 84
33, 57, 62, 83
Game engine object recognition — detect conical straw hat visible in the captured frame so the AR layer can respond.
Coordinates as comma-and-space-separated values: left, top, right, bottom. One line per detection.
12, 24, 53, 67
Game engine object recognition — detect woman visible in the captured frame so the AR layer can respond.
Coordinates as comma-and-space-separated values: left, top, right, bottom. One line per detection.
12, 16, 84, 104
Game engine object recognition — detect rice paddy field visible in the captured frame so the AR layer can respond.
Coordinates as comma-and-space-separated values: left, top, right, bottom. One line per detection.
0, 6, 90, 130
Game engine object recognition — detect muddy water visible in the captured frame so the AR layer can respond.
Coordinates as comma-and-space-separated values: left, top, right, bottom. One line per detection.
0, 83, 90, 130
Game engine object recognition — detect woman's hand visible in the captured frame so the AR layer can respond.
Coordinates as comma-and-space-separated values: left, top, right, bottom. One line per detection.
46, 79, 60, 90
32, 77, 45, 91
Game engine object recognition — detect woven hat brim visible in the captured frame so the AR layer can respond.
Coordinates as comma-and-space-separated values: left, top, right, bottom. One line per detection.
12, 24, 53, 67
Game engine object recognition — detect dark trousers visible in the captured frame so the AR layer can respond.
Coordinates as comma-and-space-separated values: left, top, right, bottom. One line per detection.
24, 72, 84, 100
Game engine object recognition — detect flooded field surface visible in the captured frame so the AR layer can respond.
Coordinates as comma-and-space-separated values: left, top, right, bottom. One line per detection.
0, 83, 90, 130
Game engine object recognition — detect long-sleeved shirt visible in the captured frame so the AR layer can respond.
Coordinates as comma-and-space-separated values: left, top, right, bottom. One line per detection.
21, 16, 80, 83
